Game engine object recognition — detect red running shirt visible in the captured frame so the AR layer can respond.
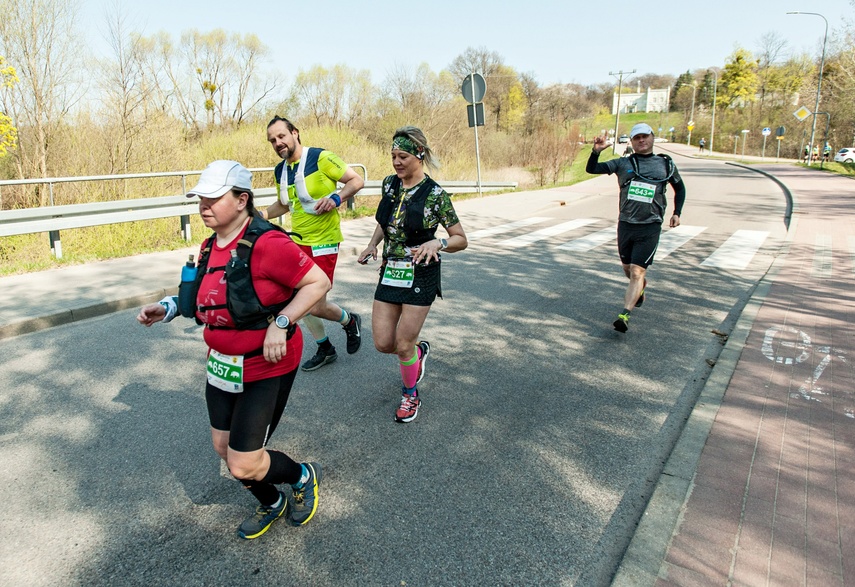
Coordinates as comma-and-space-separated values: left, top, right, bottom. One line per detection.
198, 226, 314, 381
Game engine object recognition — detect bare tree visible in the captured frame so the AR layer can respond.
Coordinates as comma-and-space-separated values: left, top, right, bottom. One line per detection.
97, 1, 151, 175
755, 31, 789, 115
0, 0, 84, 196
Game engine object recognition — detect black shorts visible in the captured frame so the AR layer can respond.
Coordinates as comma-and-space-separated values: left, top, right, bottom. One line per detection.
374, 260, 442, 306
617, 221, 661, 268
206, 369, 298, 452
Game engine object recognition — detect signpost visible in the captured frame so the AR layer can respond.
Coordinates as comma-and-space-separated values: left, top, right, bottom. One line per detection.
776, 126, 785, 160
687, 120, 695, 146
761, 126, 771, 158
741, 129, 750, 161
461, 73, 486, 196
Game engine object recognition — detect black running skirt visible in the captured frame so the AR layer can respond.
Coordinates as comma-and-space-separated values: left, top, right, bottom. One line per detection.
374, 260, 442, 306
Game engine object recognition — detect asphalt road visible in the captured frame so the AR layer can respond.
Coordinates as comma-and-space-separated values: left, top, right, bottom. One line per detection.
0, 154, 789, 586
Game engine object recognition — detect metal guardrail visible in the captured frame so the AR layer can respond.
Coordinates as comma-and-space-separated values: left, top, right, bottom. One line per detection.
0, 178, 517, 257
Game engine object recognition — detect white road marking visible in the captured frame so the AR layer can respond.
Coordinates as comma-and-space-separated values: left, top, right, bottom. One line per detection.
656, 225, 707, 259
498, 218, 599, 247
700, 230, 769, 269
468, 217, 551, 241
813, 234, 833, 278
556, 226, 617, 252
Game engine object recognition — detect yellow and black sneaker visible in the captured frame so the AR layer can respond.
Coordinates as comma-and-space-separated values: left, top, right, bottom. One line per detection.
288, 462, 322, 526
635, 278, 647, 308
237, 491, 288, 539
613, 312, 630, 333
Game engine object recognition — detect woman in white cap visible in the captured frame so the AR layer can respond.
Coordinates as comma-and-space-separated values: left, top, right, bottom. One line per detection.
586, 123, 685, 333
137, 160, 331, 539
357, 127, 468, 423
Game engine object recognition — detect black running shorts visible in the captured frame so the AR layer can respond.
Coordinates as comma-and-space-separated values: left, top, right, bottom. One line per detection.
617, 221, 662, 268
374, 260, 442, 306
206, 369, 298, 452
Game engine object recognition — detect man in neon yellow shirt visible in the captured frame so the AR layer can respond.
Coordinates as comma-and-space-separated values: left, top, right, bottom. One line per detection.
263, 116, 365, 371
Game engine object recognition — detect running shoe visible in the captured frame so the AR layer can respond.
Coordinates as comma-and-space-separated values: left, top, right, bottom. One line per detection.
396, 389, 421, 423
416, 340, 431, 384
288, 462, 322, 526
635, 278, 647, 308
301, 346, 337, 371
236, 491, 288, 540
343, 313, 362, 354
613, 312, 630, 333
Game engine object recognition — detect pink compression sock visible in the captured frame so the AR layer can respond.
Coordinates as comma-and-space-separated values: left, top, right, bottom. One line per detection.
399, 346, 421, 389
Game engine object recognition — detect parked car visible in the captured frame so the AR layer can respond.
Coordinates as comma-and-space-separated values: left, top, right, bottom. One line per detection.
653, 137, 668, 143
618, 134, 629, 143
834, 148, 854, 163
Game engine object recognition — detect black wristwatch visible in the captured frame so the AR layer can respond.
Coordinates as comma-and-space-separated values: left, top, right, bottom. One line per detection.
274, 314, 291, 329
439, 238, 448, 250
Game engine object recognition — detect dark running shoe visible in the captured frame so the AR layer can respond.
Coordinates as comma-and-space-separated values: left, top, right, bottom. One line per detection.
301, 346, 337, 371
343, 313, 362, 354
613, 312, 630, 333
396, 390, 421, 423
416, 340, 431, 384
288, 462, 322, 526
236, 491, 288, 540
635, 278, 648, 308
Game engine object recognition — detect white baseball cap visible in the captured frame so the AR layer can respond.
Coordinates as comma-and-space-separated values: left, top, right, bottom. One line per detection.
186, 160, 253, 199
630, 123, 655, 139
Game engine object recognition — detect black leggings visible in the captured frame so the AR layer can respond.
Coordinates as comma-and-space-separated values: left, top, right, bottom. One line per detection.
206, 369, 298, 452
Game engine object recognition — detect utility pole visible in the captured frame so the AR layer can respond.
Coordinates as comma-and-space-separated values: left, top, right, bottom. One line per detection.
687, 82, 697, 146
787, 12, 828, 167
609, 69, 636, 154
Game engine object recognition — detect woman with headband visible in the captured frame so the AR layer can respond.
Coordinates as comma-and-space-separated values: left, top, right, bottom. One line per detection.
358, 126, 468, 423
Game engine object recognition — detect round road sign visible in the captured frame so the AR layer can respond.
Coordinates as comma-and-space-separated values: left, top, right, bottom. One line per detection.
461, 73, 486, 104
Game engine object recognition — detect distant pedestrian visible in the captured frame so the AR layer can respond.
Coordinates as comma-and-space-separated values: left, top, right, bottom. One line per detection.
823, 143, 831, 162
586, 123, 686, 333
357, 126, 468, 422
137, 160, 331, 539
698, 137, 706, 153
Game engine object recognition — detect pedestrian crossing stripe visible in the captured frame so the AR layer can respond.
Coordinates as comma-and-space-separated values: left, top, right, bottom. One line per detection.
655, 225, 707, 259
499, 218, 598, 247
849, 236, 855, 276
468, 217, 550, 240
699, 230, 770, 269
556, 226, 616, 252
813, 234, 832, 278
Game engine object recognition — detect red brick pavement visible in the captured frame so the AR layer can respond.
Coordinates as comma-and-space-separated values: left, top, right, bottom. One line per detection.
657, 167, 855, 586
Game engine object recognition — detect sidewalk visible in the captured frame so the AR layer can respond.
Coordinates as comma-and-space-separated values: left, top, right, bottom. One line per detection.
614, 163, 855, 585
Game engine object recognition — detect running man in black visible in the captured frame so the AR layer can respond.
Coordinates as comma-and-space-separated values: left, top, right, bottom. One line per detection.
586, 123, 686, 332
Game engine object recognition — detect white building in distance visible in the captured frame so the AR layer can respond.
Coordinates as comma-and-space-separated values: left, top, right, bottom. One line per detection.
612, 85, 671, 114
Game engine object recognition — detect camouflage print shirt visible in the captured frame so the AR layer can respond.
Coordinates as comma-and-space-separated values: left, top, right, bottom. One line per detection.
380, 174, 460, 264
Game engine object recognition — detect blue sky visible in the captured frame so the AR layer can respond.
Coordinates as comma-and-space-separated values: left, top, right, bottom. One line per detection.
79, 0, 853, 87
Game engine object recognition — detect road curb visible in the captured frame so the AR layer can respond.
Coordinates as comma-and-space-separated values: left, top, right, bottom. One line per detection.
0, 288, 175, 340
611, 166, 800, 585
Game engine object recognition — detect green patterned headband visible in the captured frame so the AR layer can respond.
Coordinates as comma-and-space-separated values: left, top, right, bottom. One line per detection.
391, 136, 424, 159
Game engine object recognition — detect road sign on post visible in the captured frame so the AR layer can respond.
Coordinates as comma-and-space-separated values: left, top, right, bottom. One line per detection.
761, 127, 771, 158
461, 73, 487, 196
793, 106, 811, 122
467, 103, 485, 127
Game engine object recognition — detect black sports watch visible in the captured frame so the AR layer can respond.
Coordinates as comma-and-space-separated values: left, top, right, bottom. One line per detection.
274, 314, 291, 329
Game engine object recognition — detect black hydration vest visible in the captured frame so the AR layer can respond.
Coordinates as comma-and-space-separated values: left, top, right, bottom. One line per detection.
184, 216, 296, 332
619, 153, 676, 189
375, 175, 439, 247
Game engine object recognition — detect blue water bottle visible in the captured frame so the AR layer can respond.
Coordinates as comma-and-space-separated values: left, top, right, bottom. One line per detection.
177, 254, 197, 318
